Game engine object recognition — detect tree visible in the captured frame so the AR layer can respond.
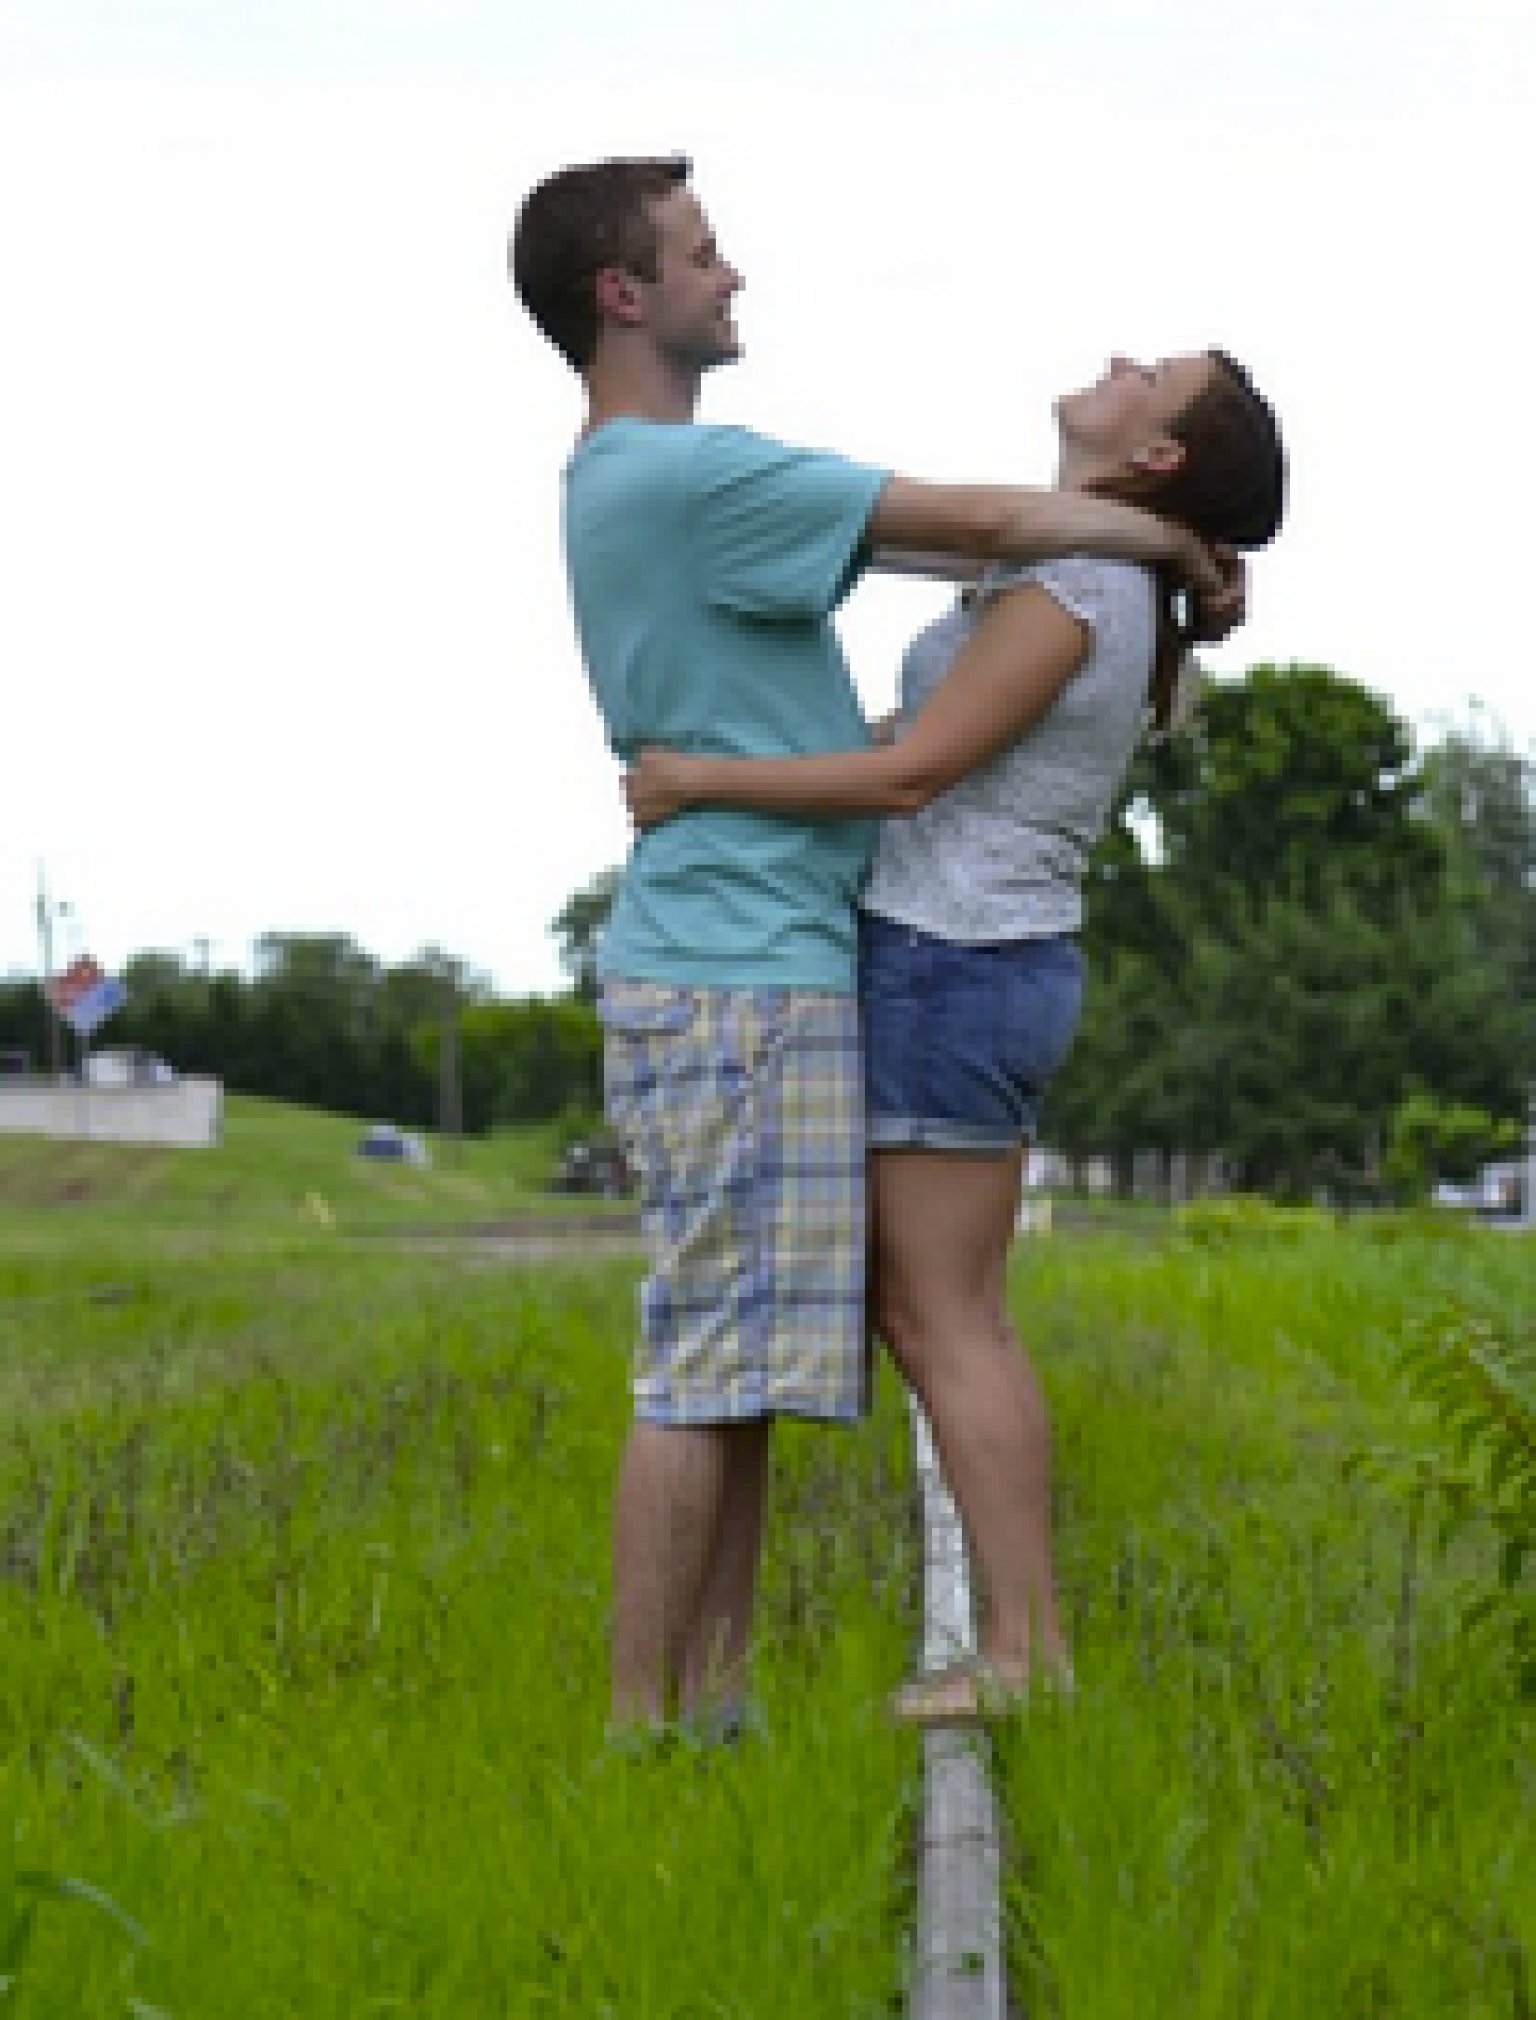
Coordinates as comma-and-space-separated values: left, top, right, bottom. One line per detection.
1049, 666, 1528, 1197
1131, 663, 1446, 921
0, 977, 50, 1066
550, 867, 621, 1003
1417, 723, 1536, 1066
416, 998, 602, 1129
1383, 1093, 1525, 1203
6, 927, 607, 1135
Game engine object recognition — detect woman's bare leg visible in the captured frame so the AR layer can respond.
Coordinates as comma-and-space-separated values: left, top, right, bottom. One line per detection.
873, 1146, 1068, 1686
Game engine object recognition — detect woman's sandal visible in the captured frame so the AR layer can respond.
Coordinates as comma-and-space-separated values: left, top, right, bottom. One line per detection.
888, 1662, 1027, 1726
888, 1658, 1075, 1727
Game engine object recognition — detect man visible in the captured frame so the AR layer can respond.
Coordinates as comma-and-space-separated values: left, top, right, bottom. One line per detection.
512, 156, 1230, 1732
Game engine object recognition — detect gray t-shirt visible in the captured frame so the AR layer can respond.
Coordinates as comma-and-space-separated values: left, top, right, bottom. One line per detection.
860, 557, 1154, 941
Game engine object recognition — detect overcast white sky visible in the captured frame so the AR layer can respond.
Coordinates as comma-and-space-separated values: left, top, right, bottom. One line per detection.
2, 0, 1532, 999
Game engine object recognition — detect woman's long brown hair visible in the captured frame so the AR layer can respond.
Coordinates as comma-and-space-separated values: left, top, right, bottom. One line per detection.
1090, 351, 1286, 732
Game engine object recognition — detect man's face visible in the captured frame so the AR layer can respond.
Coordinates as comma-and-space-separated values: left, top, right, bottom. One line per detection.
637, 186, 744, 371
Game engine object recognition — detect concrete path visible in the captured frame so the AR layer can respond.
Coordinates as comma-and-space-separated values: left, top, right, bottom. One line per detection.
909, 1402, 1008, 2020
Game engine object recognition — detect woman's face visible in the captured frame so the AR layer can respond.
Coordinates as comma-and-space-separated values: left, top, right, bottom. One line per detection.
1054, 352, 1215, 466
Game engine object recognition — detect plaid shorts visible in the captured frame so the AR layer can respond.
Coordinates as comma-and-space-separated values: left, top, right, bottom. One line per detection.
599, 979, 868, 1425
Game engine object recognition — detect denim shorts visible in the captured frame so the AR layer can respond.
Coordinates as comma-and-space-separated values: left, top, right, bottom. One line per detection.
859, 912, 1084, 1151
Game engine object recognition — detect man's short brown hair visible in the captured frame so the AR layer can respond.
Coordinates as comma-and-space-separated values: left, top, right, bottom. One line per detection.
512, 156, 691, 372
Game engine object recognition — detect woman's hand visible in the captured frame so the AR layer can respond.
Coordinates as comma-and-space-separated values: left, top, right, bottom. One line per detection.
624, 746, 699, 829
1168, 526, 1227, 609
1188, 546, 1248, 643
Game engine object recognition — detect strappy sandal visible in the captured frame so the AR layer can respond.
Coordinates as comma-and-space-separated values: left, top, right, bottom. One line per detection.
888, 1662, 1028, 1726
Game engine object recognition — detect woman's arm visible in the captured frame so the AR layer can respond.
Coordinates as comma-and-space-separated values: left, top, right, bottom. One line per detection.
624, 584, 1090, 827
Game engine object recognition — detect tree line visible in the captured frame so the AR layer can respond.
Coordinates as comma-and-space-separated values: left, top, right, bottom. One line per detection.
0, 937, 602, 1142
2, 665, 1530, 1199
549, 664, 1534, 1201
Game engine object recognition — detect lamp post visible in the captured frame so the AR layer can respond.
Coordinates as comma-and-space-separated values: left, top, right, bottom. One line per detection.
34, 870, 72, 1080
438, 962, 462, 1163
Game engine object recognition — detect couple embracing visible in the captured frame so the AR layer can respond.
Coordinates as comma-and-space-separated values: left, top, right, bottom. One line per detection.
513, 156, 1284, 1734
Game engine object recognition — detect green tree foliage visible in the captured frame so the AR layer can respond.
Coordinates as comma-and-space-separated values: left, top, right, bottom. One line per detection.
5, 670, 1527, 1186
1417, 721, 1536, 1060
0, 935, 603, 1135
1047, 665, 1532, 1197
549, 866, 621, 1003
1383, 1092, 1525, 1203
0, 976, 50, 1067
1135, 663, 1446, 918
411, 998, 602, 1133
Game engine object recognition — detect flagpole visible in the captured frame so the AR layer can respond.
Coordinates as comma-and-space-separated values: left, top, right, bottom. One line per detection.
36, 868, 63, 1080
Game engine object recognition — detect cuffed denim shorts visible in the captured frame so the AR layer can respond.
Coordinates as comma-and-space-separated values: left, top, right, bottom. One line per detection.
859, 911, 1084, 1152
599, 979, 868, 1426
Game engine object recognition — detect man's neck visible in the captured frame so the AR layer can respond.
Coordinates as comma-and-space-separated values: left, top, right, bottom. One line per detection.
584, 348, 700, 432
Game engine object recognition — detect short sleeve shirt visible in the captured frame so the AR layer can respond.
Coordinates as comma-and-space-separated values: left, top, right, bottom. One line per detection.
861, 557, 1155, 941
563, 420, 889, 989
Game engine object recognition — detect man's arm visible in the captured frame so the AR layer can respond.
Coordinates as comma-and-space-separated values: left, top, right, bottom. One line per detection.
866, 476, 1225, 603
625, 584, 1090, 826
868, 547, 984, 585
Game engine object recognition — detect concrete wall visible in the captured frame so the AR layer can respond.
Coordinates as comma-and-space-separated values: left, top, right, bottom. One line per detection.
0, 1078, 223, 1149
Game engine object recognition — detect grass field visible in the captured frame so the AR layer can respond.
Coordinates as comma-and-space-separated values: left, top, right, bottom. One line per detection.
0, 1095, 624, 1243
2, 1101, 1531, 2014
2, 1104, 916, 2016
997, 1216, 1533, 2017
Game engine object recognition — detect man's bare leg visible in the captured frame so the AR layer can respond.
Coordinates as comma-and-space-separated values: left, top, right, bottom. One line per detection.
874, 1147, 1068, 1703
679, 1419, 771, 1720
610, 1421, 732, 1727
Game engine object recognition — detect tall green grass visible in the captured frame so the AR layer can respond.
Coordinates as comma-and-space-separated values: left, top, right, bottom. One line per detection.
998, 1218, 1534, 2017
2, 1250, 918, 2015
4, 1109, 1530, 2014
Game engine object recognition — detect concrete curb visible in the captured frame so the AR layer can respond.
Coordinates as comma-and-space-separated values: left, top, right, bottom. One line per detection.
909, 1401, 1007, 2020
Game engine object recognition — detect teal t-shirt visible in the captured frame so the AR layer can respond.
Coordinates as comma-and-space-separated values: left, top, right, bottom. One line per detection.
563, 419, 889, 991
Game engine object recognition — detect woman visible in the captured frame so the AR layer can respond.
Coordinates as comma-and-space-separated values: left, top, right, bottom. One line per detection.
625, 350, 1286, 1719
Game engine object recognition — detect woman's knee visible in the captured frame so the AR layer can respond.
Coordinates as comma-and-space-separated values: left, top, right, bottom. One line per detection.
878, 1294, 1001, 1402
873, 1279, 944, 1391
872, 1251, 950, 1348
880, 1264, 1005, 1346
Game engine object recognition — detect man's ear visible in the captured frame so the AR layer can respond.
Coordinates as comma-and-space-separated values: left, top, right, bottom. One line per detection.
1128, 435, 1186, 477
594, 266, 645, 328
